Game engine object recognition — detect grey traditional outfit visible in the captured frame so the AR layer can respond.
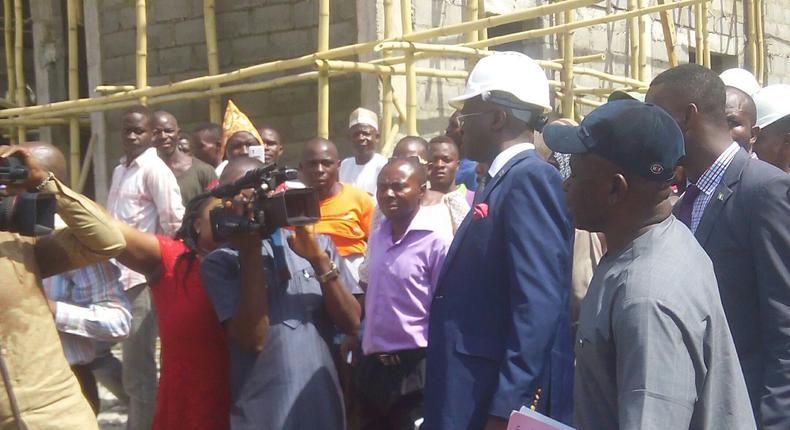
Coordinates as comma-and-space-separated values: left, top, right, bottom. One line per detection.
574, 216, 755, 430
201, 230, 361, 430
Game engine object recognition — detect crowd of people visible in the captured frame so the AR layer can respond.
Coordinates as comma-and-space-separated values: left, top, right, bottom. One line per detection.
1, 49, 790, 430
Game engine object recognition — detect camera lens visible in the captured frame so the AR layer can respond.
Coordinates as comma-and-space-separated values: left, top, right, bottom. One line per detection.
0, 156, 28, 183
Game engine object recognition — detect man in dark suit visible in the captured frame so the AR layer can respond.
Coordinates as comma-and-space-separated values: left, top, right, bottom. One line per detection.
423, 51, 575, 430
647, 64, 790, 430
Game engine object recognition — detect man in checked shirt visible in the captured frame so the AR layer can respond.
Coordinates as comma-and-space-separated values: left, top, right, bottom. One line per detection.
23, 142, 132, 414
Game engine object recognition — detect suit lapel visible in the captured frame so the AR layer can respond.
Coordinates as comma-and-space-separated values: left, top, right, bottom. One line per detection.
437, 150, 532, 283
694, 150, 747, 246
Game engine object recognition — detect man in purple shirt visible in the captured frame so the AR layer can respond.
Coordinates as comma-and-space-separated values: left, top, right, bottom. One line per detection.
352, 158, 452, 430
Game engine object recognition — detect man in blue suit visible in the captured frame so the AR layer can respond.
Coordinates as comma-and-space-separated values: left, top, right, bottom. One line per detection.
423, 52, 575, 430
647, 64, 790, 430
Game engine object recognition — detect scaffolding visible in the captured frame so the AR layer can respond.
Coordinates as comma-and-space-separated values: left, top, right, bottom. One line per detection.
0, 0, 769, 190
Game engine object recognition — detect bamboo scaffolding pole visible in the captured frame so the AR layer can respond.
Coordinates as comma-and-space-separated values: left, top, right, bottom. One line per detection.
747, 0, 757, 73
317, 0, 330, 138
136, 0, 147, 104
0, 117, 89, 126
627, 0, 639, 79
405, 48, 417, 135
701, 0, 710, 67
561, 9, 575, 119
401, 0, 412, 35
375, 41, 490, 57
381, 122, 401, 157
465, 0, 708, 50
0, 97, 15, 108
550, 52, 606, 63
477, 0, 487, 41
13, 0, 24, 142
0, 0, 600, 120
95, 85, 137, 93
755, 0, 764, 83
466, 0, 479, 44
381, 0, 394, 147
203, 0, 221, 123
77, 134, 96, 193
694, 2, 703, 65
67, 0, 80, 188
656, 0, 678, 67
637, 0, 648, 81
3, 0, 14, 143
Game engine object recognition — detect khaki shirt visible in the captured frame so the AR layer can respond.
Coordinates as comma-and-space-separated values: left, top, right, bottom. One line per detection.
0, 178, 125, 429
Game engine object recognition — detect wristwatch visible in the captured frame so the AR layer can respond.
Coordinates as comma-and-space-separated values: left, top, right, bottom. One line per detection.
34, 171, 55, 192
316, 261, 339, 284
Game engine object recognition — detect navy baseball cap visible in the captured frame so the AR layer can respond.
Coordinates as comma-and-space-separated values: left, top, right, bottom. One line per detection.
542, 99, 684, 182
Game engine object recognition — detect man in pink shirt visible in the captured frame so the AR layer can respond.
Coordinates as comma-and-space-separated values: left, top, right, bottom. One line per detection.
349, 158, 451, 430
103, 105, 184, 430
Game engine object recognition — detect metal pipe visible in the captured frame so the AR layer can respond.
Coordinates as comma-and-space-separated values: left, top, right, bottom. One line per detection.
203, 0, 221, 123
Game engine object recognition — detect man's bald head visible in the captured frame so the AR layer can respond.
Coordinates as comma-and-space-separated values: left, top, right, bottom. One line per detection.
301, 137, 338, 162
219, 156, 265, 185
152, 110, 181, 156
393, 136, 429, 161
20, 141, 67, 181
725, 86, 758, 151
300, 137, 340, 198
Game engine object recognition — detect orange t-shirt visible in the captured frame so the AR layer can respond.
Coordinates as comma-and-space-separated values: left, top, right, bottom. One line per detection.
314, 183, 374, 257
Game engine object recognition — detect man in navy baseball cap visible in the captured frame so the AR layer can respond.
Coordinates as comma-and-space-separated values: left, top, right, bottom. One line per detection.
542, 99, 684, 183
543, 99, 756, 429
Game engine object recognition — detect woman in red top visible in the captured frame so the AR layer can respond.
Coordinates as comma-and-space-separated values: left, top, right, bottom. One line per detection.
115, 194, 230, 430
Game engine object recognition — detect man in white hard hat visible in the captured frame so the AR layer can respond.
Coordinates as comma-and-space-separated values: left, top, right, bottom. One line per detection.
340, 108, 388, 196
753, 84, 790, 173
720, 68, 762, 96
423, 51, 574, 430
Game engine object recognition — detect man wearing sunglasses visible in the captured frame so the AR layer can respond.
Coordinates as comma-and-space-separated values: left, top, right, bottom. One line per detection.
423, 52, 574, 430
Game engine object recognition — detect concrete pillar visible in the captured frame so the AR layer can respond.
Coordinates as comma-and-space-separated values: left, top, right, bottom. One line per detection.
29, 1, 67, 146
84, 0, 109, 203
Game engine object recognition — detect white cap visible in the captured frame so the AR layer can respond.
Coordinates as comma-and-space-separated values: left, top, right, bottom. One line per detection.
754, 84, 790, 129
349, 107, 379, 130
450, 51, 551, 112
720, 68, 761, 96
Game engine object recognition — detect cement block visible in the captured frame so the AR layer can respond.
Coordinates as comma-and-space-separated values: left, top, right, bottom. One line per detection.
102, 55, 135, 84
293, 0, 319, 29
252, 4, 294, 32
157, 46, 193, 74
217, 10, 254, 38
330, 20, 357, 47
100, 7, 122, 33
174, 18, 206, 46
117, 5, 138, 31
268, 30, 311, 58
190, 44, 209, 71
230, 34, 268, 65
148, 23, 176, 49
150, 0, 193, 24
102, 30, 137, 59
218, 39, 234, 68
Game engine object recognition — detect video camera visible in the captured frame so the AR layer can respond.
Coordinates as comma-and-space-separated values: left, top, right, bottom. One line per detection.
208, 163, 320, 241
0, 155, 56, 237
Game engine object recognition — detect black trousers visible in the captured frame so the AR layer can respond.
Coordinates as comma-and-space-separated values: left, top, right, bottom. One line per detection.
354, 349, 425, 430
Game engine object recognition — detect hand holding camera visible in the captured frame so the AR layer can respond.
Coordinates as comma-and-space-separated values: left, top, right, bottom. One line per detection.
0, 146, 51, 195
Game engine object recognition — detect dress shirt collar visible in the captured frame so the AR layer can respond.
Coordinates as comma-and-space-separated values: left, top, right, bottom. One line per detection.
120, 146, 157, 167
381, 206, 438, 246
488, 142, 535, 178
692, 142, 740, 196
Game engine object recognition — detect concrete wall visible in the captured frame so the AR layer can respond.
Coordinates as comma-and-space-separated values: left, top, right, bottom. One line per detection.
97, 0, 360, 167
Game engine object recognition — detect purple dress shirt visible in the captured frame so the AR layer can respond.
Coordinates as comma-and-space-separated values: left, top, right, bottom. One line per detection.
362, 207, 453, 355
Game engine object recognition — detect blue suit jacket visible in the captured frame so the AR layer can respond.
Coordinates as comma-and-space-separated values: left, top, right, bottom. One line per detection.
423, 149, 575, 429
673, 150, 790, 430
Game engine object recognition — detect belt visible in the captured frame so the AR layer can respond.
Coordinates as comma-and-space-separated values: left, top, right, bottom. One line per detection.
371, 348, 425, 366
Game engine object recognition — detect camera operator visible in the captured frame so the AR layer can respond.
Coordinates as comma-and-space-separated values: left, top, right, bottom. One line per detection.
201, 157, 362, 430
0, 146, 125, 429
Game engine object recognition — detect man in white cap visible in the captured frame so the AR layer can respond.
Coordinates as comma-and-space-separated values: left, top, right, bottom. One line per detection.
423, 51, 574, 430
753, 84, 790, 173
720, 68, 762, 96
340, 108, 388, 196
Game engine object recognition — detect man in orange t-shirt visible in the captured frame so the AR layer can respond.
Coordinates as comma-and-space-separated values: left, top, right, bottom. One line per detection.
300, 137, 374, 283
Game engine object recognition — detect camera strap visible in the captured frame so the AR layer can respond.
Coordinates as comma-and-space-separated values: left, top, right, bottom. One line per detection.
0, 345, 28, 430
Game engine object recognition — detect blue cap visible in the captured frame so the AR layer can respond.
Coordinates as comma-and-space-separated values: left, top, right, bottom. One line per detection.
542, 100, 684, 182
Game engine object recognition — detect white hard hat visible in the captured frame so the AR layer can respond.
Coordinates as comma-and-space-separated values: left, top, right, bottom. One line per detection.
754, 84, 790, 129
450, 51, 551, 112
720, 68, 761, 96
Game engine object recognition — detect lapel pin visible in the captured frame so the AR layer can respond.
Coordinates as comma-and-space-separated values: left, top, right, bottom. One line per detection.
717, 192, 725, 201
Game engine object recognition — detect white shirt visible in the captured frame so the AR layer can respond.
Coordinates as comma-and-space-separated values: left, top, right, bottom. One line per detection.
339, 153, 387, 196
215, 159, 228, 177
488, 142, 536, 178
107, 147, 185, 289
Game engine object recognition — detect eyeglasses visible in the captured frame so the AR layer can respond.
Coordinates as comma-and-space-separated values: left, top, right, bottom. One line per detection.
455, 110, 494, 127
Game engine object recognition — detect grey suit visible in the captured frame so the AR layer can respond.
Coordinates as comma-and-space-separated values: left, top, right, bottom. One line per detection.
674, 150, 790, 429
